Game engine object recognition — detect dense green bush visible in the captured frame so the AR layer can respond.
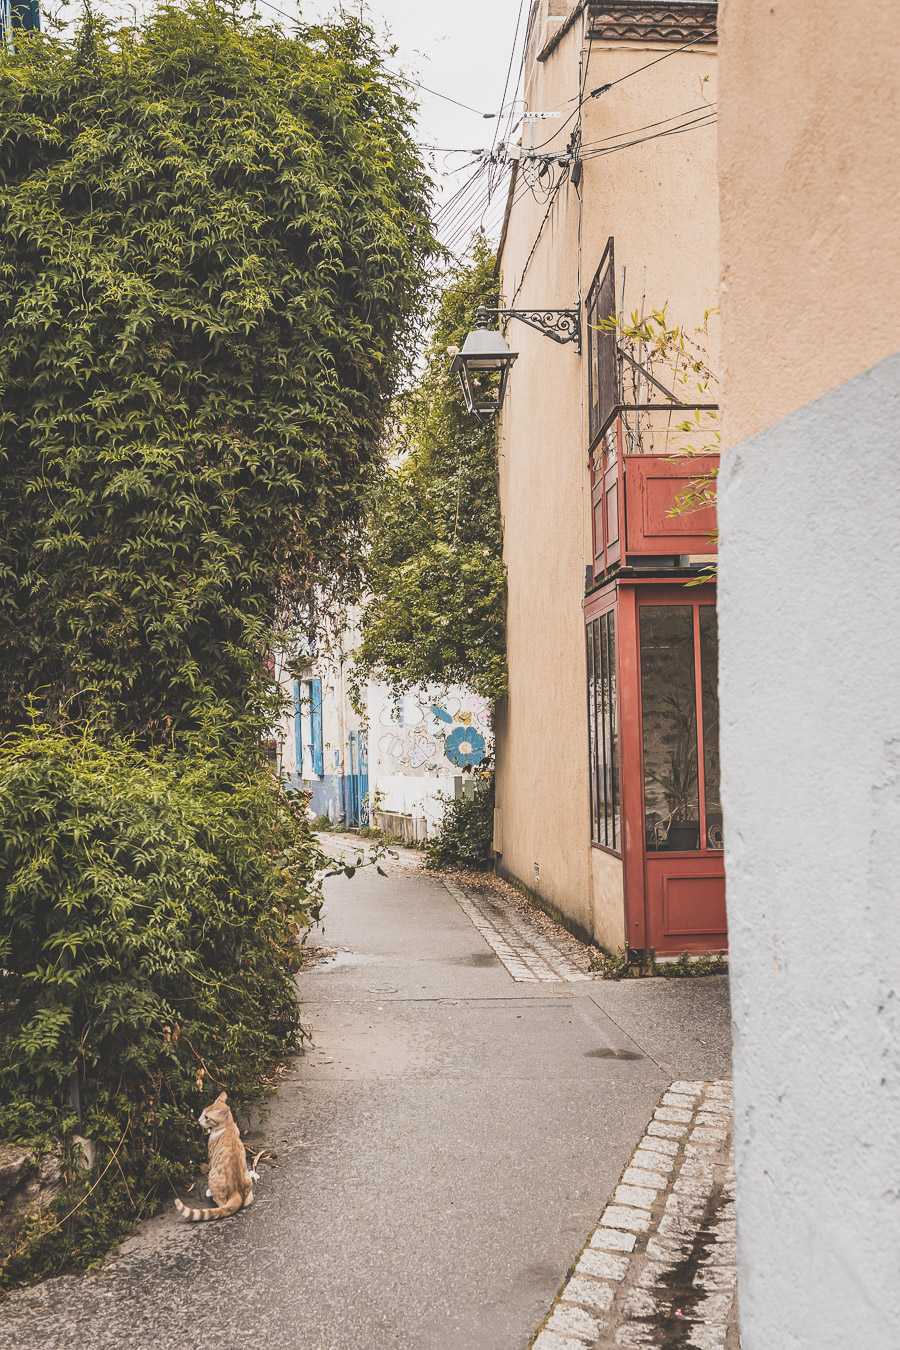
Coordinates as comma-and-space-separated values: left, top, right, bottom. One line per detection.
425, 772, 495, 872
0, 723, 321, 1287
354, 241, 507, 701
0, 2, 434, 743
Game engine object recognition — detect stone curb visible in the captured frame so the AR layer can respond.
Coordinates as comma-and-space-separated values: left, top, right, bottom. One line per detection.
532, 1080, 738, 1350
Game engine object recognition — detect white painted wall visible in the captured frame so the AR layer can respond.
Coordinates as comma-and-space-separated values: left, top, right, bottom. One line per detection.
366, 682, 492, 836
273, 652, 492, 832
718, 354, 900, 1348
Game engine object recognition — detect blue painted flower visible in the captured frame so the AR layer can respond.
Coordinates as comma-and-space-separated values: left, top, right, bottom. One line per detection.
444, 725, 486, 769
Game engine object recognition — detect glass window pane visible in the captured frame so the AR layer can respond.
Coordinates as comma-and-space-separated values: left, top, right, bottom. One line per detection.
586, 622, 599, 843
595, 617, 609, 844
600, 613, 613, 847
639, 606, 700, 852
607, 611, 620, 849
699, 606, 723, 850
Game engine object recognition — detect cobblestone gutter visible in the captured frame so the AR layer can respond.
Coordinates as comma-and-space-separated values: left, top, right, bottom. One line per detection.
534, 1082, 739, 1350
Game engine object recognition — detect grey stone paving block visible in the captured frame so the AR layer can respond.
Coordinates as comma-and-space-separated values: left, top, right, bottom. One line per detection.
576, 1248, 630, 1281
647, 1120, 686, 1140
589, 1227, 636, 1253
563, 1276, 616, 1313
632, 1148, 675, 1174
686, 1325, 727, 1348
533, 1332, 587, 1350
623, 1166, 668, 1189
615, 1184, 659, 1209
614, 1321, 661, 1346
548, 1303, 607, 1339
600, 1205, 652, 1233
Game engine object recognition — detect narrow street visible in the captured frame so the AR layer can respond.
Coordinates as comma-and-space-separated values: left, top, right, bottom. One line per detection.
0, 859, 731, 1350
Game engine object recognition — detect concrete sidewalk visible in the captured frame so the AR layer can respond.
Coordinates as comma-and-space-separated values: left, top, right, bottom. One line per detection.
0, 864, 731, 1350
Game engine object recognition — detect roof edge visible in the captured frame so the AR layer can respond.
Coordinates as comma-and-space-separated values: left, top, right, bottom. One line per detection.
539, 1, 717, 63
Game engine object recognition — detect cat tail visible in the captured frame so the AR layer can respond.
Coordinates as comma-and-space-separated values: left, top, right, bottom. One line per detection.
175, 1191, 243, 1221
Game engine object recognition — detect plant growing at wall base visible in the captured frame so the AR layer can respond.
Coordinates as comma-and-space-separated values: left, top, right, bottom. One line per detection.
589, 945, 727, 979
425, 770, 495, 873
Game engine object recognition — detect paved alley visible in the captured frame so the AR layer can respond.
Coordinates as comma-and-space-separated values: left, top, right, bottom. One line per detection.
0, 862, 732, 1350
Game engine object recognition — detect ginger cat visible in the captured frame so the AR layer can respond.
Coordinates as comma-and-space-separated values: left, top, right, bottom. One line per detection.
175, 1091, 259, 1222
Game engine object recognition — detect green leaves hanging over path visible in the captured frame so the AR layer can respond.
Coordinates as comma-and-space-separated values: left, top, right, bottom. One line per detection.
0, 2, 434, 742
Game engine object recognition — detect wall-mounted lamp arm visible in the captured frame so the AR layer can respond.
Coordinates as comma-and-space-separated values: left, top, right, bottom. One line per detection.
475, 304, 581, 352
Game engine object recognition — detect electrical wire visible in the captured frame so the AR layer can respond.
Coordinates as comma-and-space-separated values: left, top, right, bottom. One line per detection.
436, 163, 490, 218
489, 0, 527, 159
597, 32, 716, 96
436, 169, 495, 243
397, 78, 494, 117
579, 102, 717, 150
507, 167, 569, 308
579, 112, 717, 160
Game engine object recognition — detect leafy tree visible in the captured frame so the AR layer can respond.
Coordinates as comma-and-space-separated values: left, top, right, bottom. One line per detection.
0, 2, 434, 744
354, 240, 507, 702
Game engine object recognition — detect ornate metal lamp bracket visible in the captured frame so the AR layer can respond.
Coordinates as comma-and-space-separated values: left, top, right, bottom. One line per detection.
475, 304, 581, 353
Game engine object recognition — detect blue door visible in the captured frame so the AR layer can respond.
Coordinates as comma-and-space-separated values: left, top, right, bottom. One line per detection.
347, 730, 369, 827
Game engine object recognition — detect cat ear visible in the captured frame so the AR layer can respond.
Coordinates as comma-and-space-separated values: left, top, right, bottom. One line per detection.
218, 1092, 227, 1103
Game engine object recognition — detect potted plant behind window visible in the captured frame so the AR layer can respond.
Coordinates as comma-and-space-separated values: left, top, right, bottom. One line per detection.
650, 698, 700, 850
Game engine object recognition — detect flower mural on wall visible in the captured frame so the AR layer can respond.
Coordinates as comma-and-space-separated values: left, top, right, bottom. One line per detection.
376, 692, 491, 770
444, 725, 486, 769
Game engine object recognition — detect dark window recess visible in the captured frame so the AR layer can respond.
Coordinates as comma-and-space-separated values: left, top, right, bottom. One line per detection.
699, 606, 723, 850
586, 237, 619, 445
640, 606, 700, 851
586, 612, 620, 849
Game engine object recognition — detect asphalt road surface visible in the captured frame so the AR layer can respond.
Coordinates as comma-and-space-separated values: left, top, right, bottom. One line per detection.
0, 864, 731, 1350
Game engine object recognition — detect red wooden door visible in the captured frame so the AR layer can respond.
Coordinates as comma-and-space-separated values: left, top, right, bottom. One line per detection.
636, 587, 726, 955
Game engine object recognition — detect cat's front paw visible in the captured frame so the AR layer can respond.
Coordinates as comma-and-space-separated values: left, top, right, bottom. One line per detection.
206, 1189, 212, 1198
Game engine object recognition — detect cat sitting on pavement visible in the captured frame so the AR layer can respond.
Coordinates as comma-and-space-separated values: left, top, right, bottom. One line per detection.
175, 1091, 259, 1222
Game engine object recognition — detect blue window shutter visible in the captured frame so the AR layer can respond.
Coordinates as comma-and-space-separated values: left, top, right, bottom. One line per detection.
310, 678, 324, 776
12, 0, 40, 30
293, 680, 303, 776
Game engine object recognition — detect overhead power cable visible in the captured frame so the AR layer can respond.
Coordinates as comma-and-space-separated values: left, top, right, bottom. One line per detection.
580, 112, 717, 160
489, 0, 527, 158
579, 101, 717, 150
507, 168, 569, 308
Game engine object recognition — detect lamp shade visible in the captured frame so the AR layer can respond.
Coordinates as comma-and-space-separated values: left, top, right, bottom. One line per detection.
450, 310, 518, 419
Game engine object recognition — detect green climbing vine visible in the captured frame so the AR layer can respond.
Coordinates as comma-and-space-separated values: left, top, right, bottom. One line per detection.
354, 240, 507, 703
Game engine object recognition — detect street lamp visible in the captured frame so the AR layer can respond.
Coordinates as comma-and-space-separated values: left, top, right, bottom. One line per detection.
450, 307, 518, 421
450, 302, 580, 420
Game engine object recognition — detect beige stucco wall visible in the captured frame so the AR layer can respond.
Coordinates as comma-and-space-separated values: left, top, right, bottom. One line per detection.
591, 848, 625, 952
494, 4, 718, 943
719, 0, 900, 444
